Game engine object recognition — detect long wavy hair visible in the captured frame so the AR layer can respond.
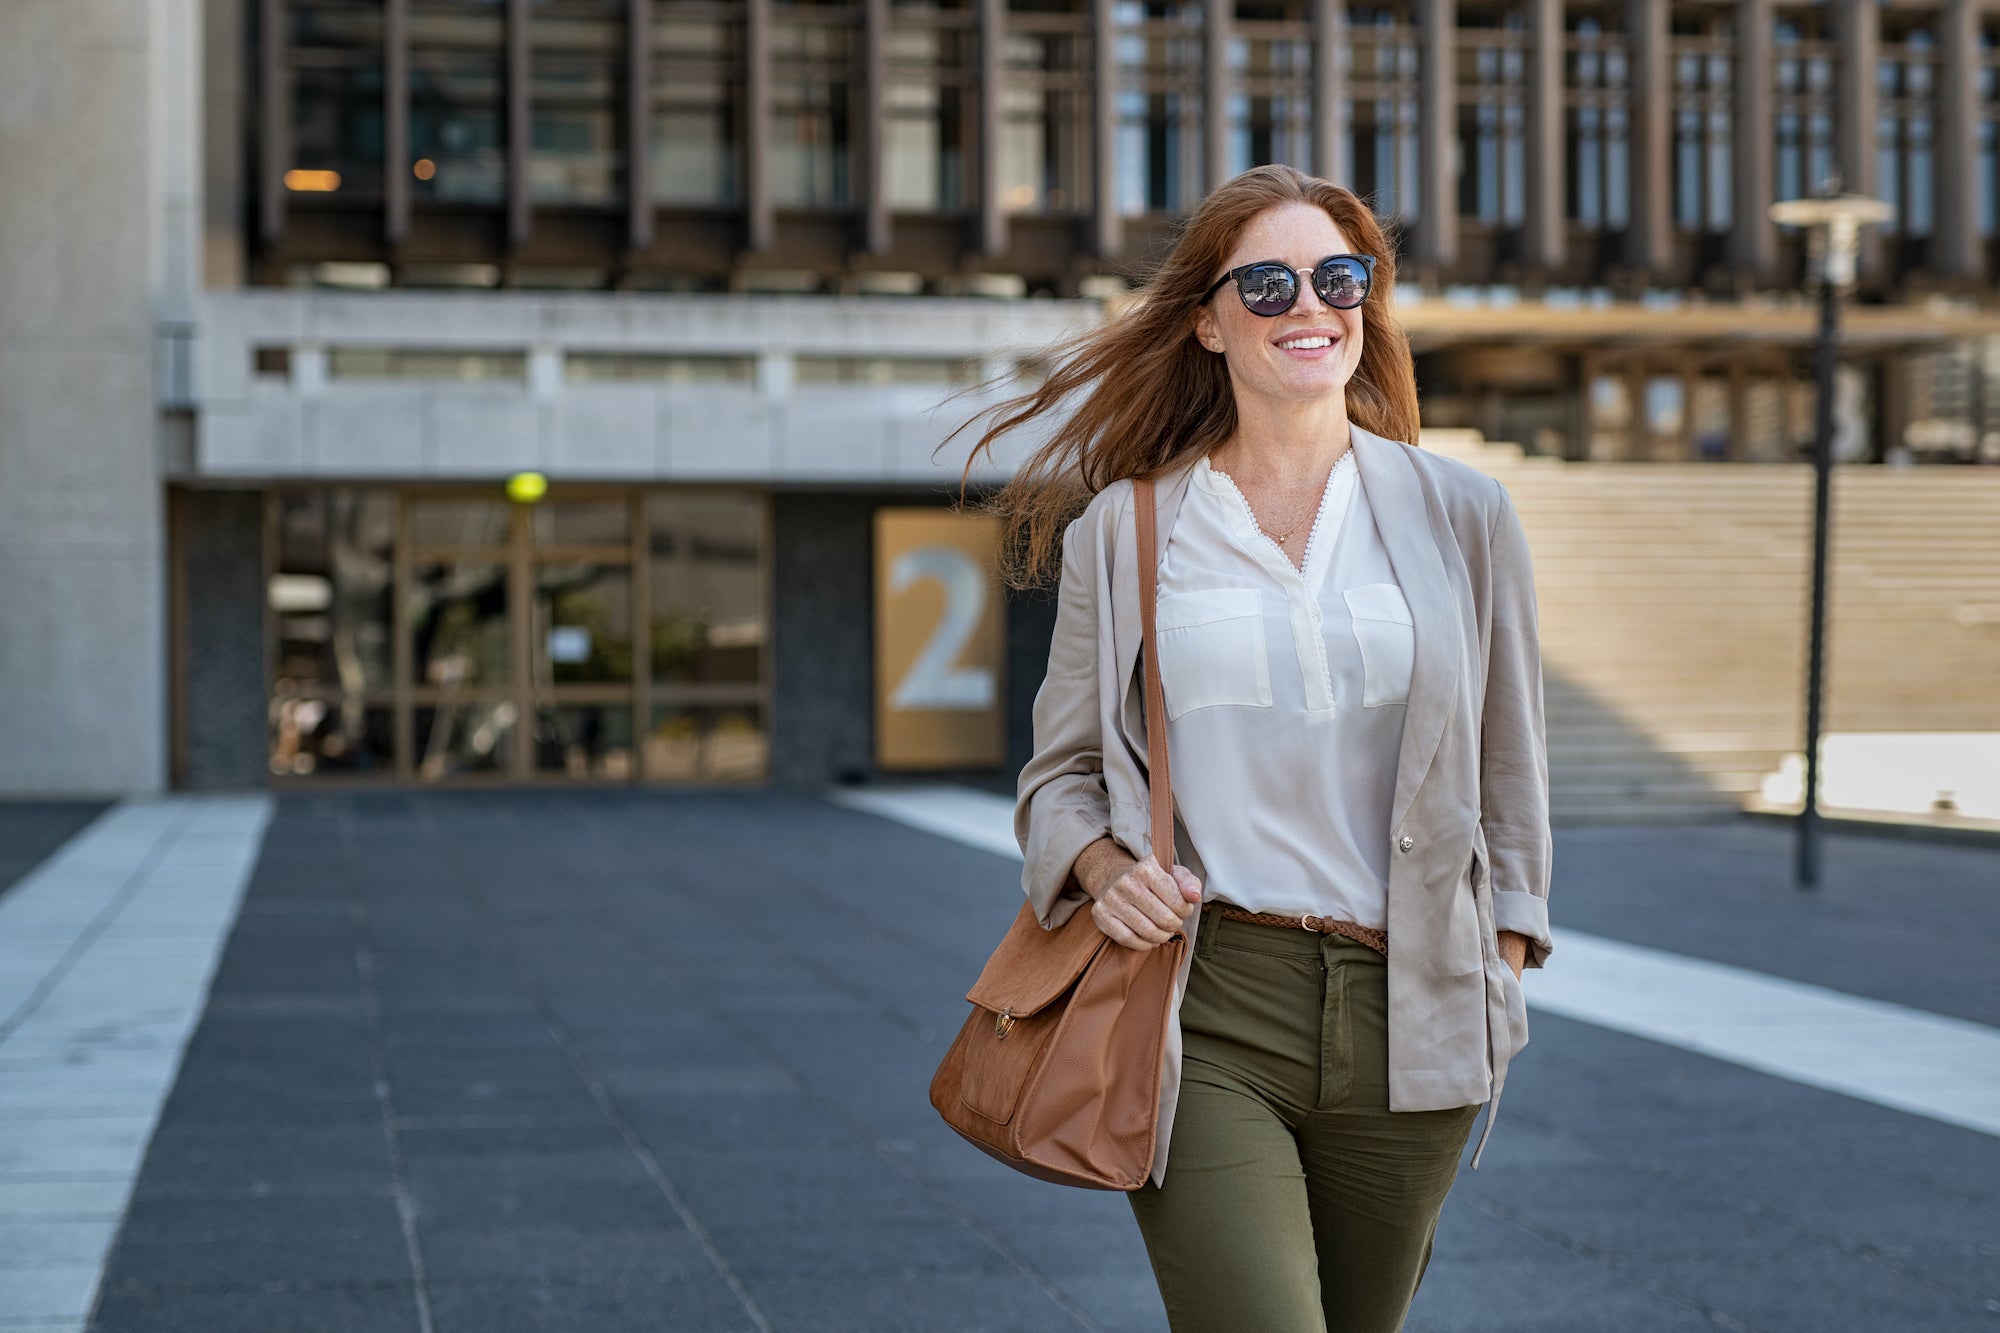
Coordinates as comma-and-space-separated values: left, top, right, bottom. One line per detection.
954, 164, 1420, 590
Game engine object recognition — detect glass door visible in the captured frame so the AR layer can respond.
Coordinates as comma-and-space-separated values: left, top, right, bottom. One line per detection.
270, 484, 770, 787
528, 497, 638, 780
402, 496, 520, 782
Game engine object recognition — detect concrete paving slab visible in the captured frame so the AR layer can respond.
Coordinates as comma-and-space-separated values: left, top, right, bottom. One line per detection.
55, 789, 2000, 1332
0, 798, 271, 1328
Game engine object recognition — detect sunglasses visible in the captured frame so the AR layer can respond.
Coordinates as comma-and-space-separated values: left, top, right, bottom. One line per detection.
1202, 253, 1377, 316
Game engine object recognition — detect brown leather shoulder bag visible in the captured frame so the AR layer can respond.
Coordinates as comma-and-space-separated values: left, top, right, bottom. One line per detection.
928, 476, 1184, 1191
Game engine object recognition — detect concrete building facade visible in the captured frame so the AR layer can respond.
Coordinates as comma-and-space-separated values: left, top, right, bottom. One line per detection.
4, 0, 1998, 797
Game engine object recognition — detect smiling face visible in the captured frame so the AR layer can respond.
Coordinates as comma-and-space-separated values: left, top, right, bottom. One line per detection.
1191, 200, 1368, 414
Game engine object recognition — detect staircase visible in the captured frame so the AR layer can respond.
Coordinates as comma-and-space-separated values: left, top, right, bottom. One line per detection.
1417, 429, 2000, 824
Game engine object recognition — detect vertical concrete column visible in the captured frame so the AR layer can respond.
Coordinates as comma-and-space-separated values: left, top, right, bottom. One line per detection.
1524, 0, 1565, 273
1832, 0, 1880, 276
1937, 0, 1981, 279
756, 350, 794, 399
1416, 0, 1457, 268
0, 0, 169, 792
1730, 0, 1776, 275
1311, 0, 1350, 184
507, 0, 532, 249
386, 0, 410, 247
862, 0, 891, 254
256, 0, 286, 248
978, 0, 1007, 255
1627, 0, 1672, 277
1727, 357, 1748, 461
745, 0, 774, 252
1205, 0, 1232, 191
175, 492, 272, 789
1625, 361, 1649, 460
629, 0, 654, 250
1092, 0, 1121, 257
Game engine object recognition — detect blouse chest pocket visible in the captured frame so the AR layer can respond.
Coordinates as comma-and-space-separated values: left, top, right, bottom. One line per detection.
1154, 586, 1272, 720
1343, 582, 1415, 708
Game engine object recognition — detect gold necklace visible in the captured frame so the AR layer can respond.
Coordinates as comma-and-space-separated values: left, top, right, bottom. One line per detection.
1211, 445, 1351, 546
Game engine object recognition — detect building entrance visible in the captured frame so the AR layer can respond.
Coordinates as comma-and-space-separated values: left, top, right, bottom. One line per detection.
266, 486, 770, 787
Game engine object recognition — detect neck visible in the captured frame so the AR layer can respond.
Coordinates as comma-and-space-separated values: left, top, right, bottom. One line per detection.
1210, 391, 1353, 484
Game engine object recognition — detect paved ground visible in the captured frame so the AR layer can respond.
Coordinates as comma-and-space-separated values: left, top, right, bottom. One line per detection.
0, 801, 110, 904
3, 791, 1995, 1332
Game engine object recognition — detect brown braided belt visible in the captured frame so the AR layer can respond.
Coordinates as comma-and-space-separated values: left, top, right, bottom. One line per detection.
1213, 905, 1389, 958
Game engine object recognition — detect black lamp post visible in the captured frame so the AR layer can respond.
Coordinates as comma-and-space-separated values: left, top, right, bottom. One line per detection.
1767, 188, 1894, 889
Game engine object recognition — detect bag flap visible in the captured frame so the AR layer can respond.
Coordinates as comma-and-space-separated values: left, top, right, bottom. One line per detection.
965, 900, 1110, 1017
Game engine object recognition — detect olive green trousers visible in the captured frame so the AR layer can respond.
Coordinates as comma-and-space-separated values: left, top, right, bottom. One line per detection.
1127, 904, 1481, 1333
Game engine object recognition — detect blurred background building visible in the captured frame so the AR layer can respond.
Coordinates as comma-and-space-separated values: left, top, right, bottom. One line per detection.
2, 0, 1996, 818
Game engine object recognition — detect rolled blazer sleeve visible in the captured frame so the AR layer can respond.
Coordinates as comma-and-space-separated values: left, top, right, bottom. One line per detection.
1015, 514, 1114, 931
1482, 483, 1555, 967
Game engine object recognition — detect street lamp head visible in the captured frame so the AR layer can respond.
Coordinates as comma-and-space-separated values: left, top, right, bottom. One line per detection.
1768, 194, 1897, 289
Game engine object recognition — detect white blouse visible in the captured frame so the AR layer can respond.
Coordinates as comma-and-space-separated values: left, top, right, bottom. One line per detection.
1155, 447, 1414, 930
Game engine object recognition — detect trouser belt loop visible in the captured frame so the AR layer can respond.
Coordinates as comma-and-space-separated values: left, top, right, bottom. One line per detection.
1195, 901, 1221, 959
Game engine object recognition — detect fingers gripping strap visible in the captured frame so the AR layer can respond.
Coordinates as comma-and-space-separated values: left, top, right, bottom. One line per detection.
1134, 478, 1175, 874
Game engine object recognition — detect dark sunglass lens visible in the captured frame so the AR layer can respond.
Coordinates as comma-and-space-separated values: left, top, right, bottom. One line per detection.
1315, 257, 1371, 308
1237, 264, 1298, 315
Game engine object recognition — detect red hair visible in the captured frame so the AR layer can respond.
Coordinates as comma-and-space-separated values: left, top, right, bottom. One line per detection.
954, 164, 1420, 589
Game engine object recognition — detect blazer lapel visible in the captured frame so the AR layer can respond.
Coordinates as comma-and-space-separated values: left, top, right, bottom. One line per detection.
1351, 424, 1462, 832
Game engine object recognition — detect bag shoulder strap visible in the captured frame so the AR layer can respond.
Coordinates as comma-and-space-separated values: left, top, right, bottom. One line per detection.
1133, 477, 1175, 873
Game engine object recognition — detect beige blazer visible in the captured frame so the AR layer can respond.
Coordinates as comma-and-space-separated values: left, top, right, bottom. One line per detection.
1012, 422, 1554, 1184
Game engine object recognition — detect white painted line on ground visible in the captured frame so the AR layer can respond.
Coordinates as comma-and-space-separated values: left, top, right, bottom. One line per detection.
0, 796, 273, 1333
836, 783, 2000, 1140
828, 785, 1026, 861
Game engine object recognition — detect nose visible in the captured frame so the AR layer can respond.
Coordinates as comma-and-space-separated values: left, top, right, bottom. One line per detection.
1288, 268, 1329, 316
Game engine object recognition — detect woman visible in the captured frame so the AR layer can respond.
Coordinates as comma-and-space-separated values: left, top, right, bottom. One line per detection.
962, 164, 1554, 1331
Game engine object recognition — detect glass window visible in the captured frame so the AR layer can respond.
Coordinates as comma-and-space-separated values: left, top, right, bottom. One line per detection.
1774, 14, 1837, 206
1980, 28, 1999, 237
771, 8, 858, 207
648, 703, 768, 783
647, 494, 766, 691
1670, 10, 1732, 233
1456, 12, 1526, 226
793, 356, 979, 384
1586, 372, 1631, 461
271, 491, 398, 695
409, 560, 511, 685
531, 1, 627, 205
655, 1, 741, 205
289, 1, 387, 200
1879, 22, 1938, 239
535, 704, 636, 777
410, 499, 512, 549
1116, 0, 1204, 215
1000, 4, 1092, 215
1565, 13, 1629, 229
884, 12, 973, 211
328, 348, 527, 381
533, 562, 635, 685
411, 2, 507, 204
1347, 7, 1421, 219
533, 500, 631, 547
415, 702, 518, 777
566, 352, 756, 382
271, 699, 395, 777
1228, 2, 1313, 180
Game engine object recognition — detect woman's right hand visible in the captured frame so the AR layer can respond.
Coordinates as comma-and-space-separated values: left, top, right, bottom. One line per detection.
1088, 855, 1203, 952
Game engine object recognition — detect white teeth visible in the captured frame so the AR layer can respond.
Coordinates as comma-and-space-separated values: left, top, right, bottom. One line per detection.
1279, 336, 1333, 350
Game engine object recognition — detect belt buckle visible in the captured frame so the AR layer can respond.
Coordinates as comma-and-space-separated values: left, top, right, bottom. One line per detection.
1298, 914, 1328, 934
